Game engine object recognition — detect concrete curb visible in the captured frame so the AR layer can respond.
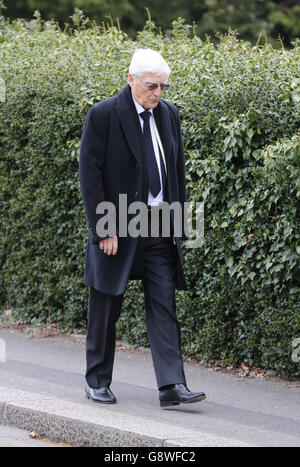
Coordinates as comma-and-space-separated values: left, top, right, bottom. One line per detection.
0, 386, 251, 447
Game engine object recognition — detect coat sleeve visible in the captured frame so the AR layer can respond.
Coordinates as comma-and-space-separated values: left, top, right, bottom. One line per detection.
79, 105, 115, 243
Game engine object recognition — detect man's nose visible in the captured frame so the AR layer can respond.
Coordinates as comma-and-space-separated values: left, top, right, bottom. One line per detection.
153, 86, 163, 98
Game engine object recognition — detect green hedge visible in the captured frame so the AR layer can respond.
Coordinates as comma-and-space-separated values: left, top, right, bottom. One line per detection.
0, 13, 299, 377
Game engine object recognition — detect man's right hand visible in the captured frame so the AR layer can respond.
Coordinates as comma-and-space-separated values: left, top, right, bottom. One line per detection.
99, 236, 118, 255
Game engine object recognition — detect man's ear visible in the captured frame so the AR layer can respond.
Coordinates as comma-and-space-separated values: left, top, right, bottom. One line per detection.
128, 73, 134, 88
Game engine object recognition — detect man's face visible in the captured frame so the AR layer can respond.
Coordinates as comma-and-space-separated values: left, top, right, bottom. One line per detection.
128, 73, 168, 110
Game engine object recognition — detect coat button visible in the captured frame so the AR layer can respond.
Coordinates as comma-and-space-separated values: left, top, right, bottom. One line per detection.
135, 191, 138, 198
136, 164, 140, 169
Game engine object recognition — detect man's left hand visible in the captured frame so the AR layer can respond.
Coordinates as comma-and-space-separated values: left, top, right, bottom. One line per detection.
99, 236, 118, 255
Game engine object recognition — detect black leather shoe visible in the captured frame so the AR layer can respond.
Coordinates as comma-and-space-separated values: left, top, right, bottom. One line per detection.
159, 384, 206, 408
85, 383, 116, 404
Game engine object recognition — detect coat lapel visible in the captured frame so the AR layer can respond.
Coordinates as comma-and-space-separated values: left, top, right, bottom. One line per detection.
114, 85, 143, 166
153, 100, 172, 174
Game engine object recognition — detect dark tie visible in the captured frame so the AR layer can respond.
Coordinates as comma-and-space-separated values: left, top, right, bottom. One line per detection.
140, 110, 161, 198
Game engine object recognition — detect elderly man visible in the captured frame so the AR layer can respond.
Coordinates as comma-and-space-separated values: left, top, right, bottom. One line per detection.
79, 48, 205, 407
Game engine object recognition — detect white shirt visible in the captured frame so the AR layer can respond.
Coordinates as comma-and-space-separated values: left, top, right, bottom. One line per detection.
131, 92, 164, 205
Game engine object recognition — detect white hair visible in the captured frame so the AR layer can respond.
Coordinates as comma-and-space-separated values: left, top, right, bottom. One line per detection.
129, 48, 171, 78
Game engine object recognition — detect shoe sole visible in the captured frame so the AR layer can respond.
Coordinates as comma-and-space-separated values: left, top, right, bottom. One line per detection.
160, 394, 206, 408
85, 390, 117, 404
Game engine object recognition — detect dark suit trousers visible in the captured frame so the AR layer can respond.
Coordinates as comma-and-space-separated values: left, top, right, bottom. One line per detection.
85, 217, 187, 390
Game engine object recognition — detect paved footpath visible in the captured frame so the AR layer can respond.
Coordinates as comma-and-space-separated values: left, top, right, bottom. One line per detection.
0, 327, 299, 447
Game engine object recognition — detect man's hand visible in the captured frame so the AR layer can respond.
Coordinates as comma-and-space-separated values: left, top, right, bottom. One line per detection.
99, 236, 118, 255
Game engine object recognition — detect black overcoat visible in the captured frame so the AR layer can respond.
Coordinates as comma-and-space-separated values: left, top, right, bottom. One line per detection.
79, 84, 188, 295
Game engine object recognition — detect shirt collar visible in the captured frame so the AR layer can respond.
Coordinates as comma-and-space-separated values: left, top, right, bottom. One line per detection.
131, 90, 153, 116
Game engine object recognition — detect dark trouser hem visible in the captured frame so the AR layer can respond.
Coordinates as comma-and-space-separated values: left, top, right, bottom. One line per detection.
158, 382, 186, 391
85, 379, 112, 389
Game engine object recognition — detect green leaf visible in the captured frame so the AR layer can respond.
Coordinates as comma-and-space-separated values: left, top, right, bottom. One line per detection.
225, 256, 234, 267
